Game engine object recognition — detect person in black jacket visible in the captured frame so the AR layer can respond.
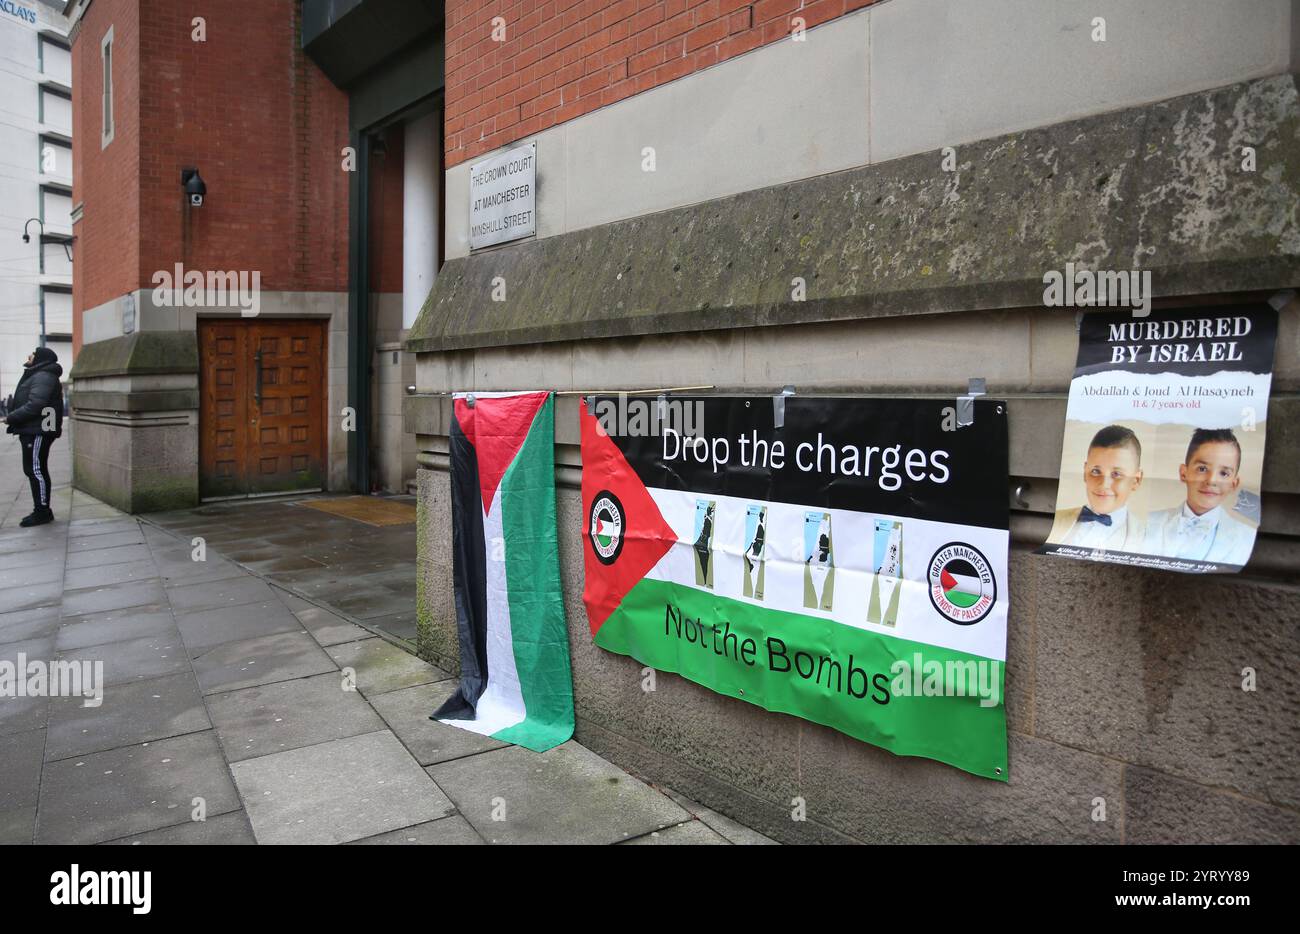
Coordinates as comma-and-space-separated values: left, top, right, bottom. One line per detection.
4, 346, 64, 526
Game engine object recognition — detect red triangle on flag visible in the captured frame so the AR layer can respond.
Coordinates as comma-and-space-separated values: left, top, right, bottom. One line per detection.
581, 401, 676, 635
455, 392, 550, 515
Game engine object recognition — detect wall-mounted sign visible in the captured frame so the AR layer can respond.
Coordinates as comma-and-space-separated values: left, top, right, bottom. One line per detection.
1039, 304, 1278, 573
469, 141, 535, 250
581, 395, 1011, 781
0, 1, 38, 26
121, 292, 136, 334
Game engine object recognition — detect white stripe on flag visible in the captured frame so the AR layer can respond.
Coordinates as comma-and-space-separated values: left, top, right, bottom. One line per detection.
440, 486, 528, 738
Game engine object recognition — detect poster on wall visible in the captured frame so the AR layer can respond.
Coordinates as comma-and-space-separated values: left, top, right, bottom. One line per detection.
581, 395, 1011, 781
1039, 305, 1278, 574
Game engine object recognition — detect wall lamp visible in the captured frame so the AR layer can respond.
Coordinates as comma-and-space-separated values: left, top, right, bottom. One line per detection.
21, 218, 73, 262
182, 168, 207, 207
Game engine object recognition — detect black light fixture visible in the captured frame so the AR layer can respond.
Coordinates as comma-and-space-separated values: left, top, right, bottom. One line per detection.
182, 167, 207, 207
21, 217, 73, 262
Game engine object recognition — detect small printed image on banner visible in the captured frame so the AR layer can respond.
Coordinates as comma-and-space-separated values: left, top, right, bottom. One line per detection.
581, 394, 1011, 781
1039, 304, 1278, 574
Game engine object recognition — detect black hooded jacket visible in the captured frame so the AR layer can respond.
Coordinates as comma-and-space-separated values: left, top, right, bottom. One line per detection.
7, 348, 64, 438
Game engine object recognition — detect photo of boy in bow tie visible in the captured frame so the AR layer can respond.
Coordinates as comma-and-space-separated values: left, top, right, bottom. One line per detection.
1143, 428, 1255, 566
1057, 425, 1147, 551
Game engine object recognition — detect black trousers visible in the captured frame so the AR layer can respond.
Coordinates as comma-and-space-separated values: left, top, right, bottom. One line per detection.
19, 433, 55, 511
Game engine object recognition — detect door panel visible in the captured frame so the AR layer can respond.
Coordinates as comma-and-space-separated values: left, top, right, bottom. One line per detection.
199, 320, 327, 498
247, 321, 326, 494
199, 321, 251, 499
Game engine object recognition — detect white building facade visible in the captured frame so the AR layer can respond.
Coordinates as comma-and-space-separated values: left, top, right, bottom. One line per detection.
0, 0, 72, 399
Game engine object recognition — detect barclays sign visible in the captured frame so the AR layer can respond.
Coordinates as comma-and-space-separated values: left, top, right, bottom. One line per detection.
0, 0, 37, 26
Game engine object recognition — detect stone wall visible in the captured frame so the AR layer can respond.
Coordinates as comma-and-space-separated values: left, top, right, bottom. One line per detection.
408, 74, 1300, 842
410, 305, 1300, 844
69, 331, 200, 513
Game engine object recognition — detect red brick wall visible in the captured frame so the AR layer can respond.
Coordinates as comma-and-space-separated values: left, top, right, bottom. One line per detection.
73, 0, 351, 355
71, 0, 141, 355
445, 0, 877, 168
136, 0, 350, 295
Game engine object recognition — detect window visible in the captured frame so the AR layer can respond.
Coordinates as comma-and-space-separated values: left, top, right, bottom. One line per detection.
101, 27, 114, 148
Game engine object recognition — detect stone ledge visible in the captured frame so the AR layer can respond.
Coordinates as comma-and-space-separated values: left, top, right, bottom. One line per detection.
70, 331, 199, 380
71, 390, 200, 413
408, 75, 1300, 354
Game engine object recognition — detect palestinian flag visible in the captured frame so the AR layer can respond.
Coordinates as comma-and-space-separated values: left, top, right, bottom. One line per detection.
581, 395, 1011, 781
940, 563, 983, 609
431, 391, 574, 752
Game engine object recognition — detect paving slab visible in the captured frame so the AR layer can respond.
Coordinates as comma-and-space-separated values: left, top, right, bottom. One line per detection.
35, 730, 242, 845
69, 505, 124, 522
270, 587, 314, 613
621, 820, 732, 844
293, 605, 371, 647
65, 543, 153, 569
0, 728, 46, 842
0, 561, 66, 588
0, 544, 65, 569
145, 542, 248, 585
0, 635, 56, 663
174, 599, 303, 655
166, 576, 279, 614
67, 518, 140, 540
54, 606, 177, 652
327, 637, 449, 696
230, 729, 454, 845
369, 680, 507, 766
0, 804, 36, 845
0, 694, 49, 738
0, 604, 63, 643
63, 559, 160, 592
57, 630, 189, 687
428, 741, 690, 845
664, 787, 781, 845
45, 671, 211, 762
67, 529, 145, 552
101, 809, 256, 845
347, 815, 483, 845
60, 579, 166, 618
366, 610, 419, 643
5, 580, 62, 613
192, 631, 338, 695
206, 671, 385, 762
327, 582, 417, 621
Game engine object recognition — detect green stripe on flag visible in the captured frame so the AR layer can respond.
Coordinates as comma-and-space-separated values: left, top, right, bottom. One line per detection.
595, 576, 1008, 780
491, 396, 575, 751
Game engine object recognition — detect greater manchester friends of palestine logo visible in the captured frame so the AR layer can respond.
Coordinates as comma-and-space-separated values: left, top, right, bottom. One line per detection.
927, 543, 996, 625
590, 491, 624, 565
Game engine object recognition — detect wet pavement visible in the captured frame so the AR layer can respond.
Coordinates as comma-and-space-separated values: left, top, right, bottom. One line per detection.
144, 496, 420, 645
0, 433, 774, 845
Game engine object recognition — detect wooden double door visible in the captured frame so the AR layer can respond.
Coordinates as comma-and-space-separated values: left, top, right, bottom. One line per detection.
199, 319, 328, 498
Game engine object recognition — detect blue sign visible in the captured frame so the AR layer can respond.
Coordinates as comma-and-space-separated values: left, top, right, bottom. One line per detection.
0, 1, 37, 26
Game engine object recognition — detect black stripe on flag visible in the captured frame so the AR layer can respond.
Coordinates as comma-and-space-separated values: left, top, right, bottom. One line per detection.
431, 413, 490, 723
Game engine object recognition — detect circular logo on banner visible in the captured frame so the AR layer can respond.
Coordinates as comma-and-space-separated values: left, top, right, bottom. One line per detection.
927, 543, 997, 625
589, 491, 624, 565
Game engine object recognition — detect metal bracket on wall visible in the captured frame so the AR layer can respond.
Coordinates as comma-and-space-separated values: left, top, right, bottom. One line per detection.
956, 377, 986, 427
773, 385, 796, 429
